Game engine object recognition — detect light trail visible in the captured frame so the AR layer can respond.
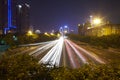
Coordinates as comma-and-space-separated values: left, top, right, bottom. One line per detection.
23, 38, 105, 68
68, 40, 105, 64
64, 40, 77, 68
65, 39, 88, 64
29, 40, 58, 56
19, 40, 55, 47
39, 37, 64, 66
52, 37, 63, 66
39, 41, 61, 64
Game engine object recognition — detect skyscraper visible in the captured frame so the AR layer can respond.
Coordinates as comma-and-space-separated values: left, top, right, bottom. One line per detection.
0, 0, 30, 35
0, 0, 16, 34
16, 3, 30, 34
0, 0, 7, 34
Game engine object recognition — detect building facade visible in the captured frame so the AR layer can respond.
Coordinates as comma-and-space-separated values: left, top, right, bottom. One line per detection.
78, 23, 120, 37
16, 3, 30, 34
0, 0, 17, 35
0, 0, 7, 34
0, 0, 30, 35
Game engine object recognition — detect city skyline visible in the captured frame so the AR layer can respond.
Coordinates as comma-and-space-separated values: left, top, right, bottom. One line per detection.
19, 0, 120, 32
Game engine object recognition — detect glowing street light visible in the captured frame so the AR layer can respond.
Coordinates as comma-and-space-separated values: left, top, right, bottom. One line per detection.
64, 26, 68, 28
18, 5, 22, 8
44, 32, 48, 35
28, 30, 33, 35
44, 32, 50, 36
57, 33, 60, 37
93, 18, 101, 25
50, 33, 54, 36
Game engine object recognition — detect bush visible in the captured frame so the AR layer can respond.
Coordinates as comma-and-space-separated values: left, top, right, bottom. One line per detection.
0, 33, 58, 47
50, 64, 120, 80
0, 53, 120, 80
0, 54, 51, 80
68, 34, 120, 48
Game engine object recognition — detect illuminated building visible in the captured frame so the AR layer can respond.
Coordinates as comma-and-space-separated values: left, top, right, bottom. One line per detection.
16, 3, 30, 34
78, 24, 85, 36
0, 0, 16, 34
59, 27, 63, 35
78, 22, 120, 36
64, 26, 69, 34
86, 24, 120, 36
78, 16, 120, 36
0, 0, 30, 34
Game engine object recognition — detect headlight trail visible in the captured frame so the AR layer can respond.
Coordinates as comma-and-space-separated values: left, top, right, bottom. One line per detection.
29, 40, 58, 56
53, 37, 64, 66
23, 38, 105, 68
39, 37, 64, 66
67, 40, 105, 64
19, 40, 55, 47
39, 41, 61, 64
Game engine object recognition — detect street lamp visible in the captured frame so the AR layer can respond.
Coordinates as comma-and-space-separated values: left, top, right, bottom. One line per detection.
44, 32, 48, 35
28, 30, 33, 35
50, 33, 54, 36
57, 33, 60, 37
64, 26, 68, 28
18, 5, 22, 9
93, 18, 101, 25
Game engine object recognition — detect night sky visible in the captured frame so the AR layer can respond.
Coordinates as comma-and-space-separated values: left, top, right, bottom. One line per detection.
19, 0, 120, 32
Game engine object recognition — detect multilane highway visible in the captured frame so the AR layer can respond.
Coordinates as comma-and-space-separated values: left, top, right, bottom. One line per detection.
20, 37, 105, 68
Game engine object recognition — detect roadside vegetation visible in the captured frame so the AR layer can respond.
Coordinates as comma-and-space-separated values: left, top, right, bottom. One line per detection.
68, 34, 120, 49
0, 34, 120, 79
0, 53, 120, 80
0, 33, 58, 47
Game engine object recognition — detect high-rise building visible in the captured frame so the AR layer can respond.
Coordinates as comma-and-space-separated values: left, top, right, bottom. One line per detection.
0, 0, 30, 35
16, 3, 30, 34
0, 0, 17, 34
0, 0, 7, 34
64, 26, 69, 34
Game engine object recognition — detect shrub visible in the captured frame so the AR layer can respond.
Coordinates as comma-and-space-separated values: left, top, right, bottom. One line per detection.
0, 53, 120, 80
68, 34, 120, 48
